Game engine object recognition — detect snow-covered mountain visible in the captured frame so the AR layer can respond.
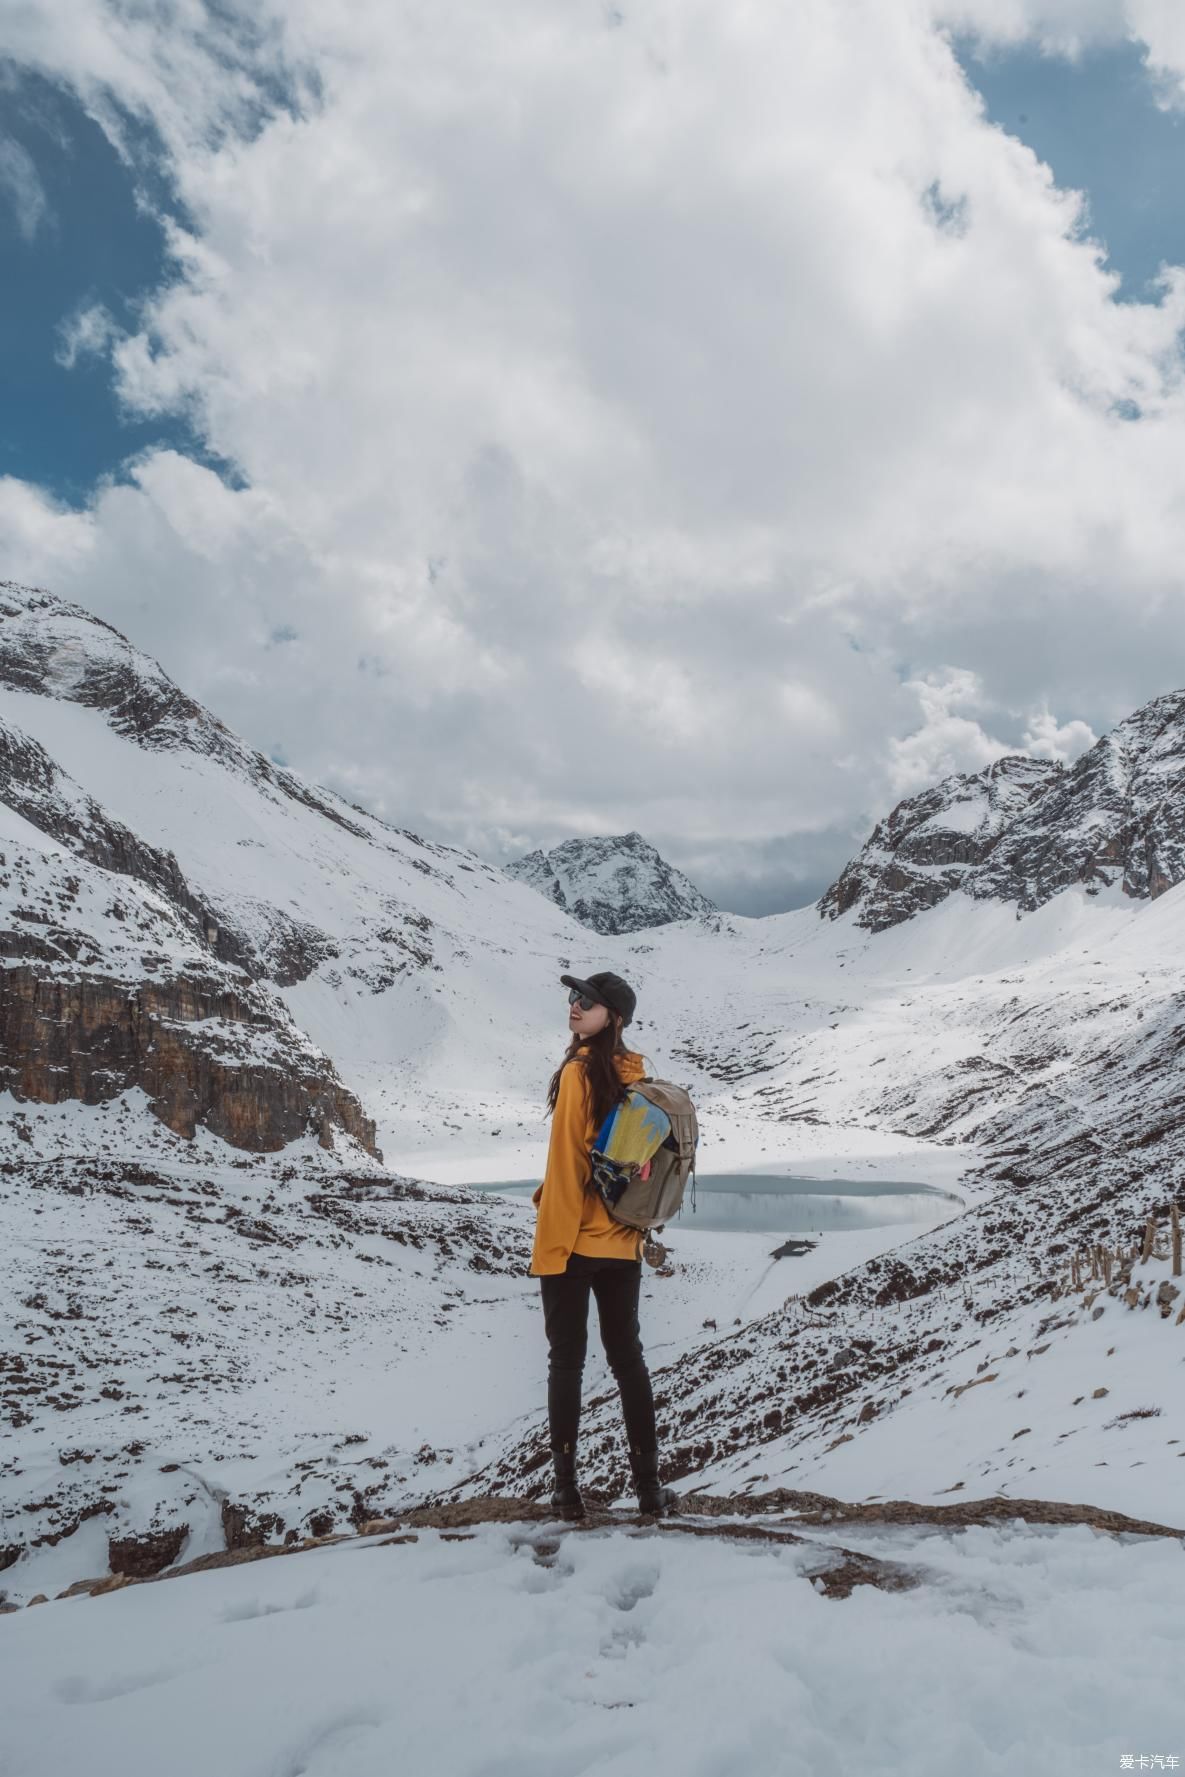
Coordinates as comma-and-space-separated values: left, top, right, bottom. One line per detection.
817, 754, 1059, 931
968, 689, 1185, 909
0, 579, 605, 1169
819, 690, 1185, 932
3, 576, 1184, 1613
505, 829, 717, 933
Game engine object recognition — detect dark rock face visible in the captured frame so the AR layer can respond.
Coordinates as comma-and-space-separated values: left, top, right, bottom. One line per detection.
0, 965, 379, 1153
819, 690, 1185, 930
506, 830, 716, 934
818, 755, 1058, 931
109, 1525, 188, 1578
221, 1499, 286, 1550
967, 691, 1185, 912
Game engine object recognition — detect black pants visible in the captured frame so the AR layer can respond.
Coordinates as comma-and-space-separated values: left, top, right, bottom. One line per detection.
540, 1251, 659, 1457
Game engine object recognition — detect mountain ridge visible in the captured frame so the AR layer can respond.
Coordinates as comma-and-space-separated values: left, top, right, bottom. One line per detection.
818, 688, 1185, 931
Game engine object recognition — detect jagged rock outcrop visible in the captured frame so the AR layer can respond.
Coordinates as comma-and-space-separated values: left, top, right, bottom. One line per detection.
820, 691, 1185, 931
818, 756, 1058, 931
966, 691, 1185, 912
506, 830, 716, 934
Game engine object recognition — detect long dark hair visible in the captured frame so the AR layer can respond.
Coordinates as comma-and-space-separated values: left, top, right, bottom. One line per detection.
546, 1014, 633, 1192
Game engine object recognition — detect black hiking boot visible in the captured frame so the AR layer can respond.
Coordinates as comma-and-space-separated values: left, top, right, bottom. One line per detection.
628, 1447, 677, 1518
549, 1445, 586, 1521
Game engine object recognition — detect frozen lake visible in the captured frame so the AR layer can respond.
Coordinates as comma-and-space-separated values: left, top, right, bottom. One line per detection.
465, 1172, 961, 1233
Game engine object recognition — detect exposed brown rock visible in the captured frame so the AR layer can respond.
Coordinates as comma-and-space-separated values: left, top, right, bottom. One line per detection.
0, 966, 378, 1154
221, 1500, 286, 1551
676, 1486, 1185, 1539
108, 1524, 188, 1578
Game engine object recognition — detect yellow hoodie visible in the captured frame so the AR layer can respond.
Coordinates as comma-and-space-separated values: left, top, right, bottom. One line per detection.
529, 1047, 648, 1275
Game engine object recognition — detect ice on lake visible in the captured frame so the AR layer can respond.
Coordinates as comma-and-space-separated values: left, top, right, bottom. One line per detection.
465, 1173, 960, 1233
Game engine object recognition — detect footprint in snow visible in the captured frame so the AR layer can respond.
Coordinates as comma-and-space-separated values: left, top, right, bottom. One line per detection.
273, 1705, 384, 1777
219, 1586, 320, 1623
506, 1529, 576, 1587
605, 1560, 660, 1612
52, 1667, 178, 1705
601, 1617, 647, 1660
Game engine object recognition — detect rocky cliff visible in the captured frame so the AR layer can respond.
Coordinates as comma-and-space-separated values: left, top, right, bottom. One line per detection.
0, 965, 378, 1153
817, 755, 1057, 931
966, 690, 1185, 912
1, 812, 378, 1156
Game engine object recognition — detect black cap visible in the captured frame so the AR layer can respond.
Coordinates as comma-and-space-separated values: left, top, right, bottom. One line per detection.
560, 970, 637, 1027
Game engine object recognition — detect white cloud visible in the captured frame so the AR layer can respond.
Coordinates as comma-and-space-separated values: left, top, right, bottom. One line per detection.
934, 1, 1132, 57
887, 668, 1010, 794
0, 476, 93, 571
54, 302, 123, 371
0, 132, 50, 238
2, 1, 1185, 911
889, 671, 1098, 794
1022, 706, 1098, 761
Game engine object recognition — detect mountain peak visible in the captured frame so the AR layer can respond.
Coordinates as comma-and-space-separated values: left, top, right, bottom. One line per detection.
820, 689, 1185, 931
504, 830, 716, 934
818, 753, 1059, 931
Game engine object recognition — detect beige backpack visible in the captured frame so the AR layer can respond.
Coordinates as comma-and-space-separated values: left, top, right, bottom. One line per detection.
590, 1075, 700, 1235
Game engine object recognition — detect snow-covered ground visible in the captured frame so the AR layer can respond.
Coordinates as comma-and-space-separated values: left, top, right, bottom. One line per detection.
2, 1506, 1181, 1777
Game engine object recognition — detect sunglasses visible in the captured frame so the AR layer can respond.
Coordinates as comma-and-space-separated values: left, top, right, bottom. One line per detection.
567, 988, 601, 1012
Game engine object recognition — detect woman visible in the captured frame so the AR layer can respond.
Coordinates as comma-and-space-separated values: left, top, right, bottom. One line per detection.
529, 968, 677, 1521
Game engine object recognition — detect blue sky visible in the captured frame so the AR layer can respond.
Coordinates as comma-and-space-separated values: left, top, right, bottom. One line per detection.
955, 33, 1185, 301
0, 70, 228, 503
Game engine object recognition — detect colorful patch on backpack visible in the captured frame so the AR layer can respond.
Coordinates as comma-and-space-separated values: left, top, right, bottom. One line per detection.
593, 1092, 672, 1170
